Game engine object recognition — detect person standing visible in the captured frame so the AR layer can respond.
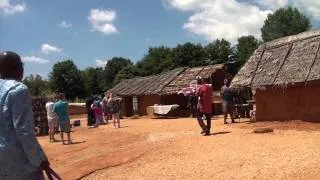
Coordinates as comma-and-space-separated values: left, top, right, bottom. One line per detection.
85, 96, 96, 126
53, 93, 73, 145
221, 79, 235, 124
196, 76, 213, 136
45, 96, 59, 143
91, 101, 103, 128
108, 93, 121, 129
0, 51, 50, 179
102, 92, 110, 124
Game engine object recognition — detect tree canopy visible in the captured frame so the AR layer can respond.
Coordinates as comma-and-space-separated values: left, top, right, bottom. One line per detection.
83, 67, 105, 96
23, 74, 50, 97
206, 39, 233, 64
236, 35, 259, 66
261, 7, 311, 42
49, 60, 87, 100
104, 57, 133, 89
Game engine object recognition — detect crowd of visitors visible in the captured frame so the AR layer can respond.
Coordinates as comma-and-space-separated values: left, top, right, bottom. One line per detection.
85, 92, 122, 129
0, 51, 253, 178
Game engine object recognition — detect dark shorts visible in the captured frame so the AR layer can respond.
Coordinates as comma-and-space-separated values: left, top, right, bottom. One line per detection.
59, 120, 71, 133
223, 101, 234, 113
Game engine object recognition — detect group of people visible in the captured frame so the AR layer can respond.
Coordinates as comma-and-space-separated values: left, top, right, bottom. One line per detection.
45, 93, 73, 145
193, 77, 253, 136
0, 50, 252, 179
86, 92, 122, 129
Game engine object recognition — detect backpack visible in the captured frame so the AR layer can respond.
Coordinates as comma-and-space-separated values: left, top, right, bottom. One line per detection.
109, 99, 120, 113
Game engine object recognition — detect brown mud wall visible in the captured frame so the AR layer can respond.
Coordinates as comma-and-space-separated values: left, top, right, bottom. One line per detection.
137, 95, 161, 115
256, 83, 320, 122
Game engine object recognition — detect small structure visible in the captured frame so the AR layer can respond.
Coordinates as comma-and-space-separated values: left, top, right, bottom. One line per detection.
110, 64, 230, 116
232, 30, 320, 122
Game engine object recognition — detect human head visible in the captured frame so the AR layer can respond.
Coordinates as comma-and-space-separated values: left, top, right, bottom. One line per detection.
196, 76, 203, 85
57, 93, 65, 100
224, 79, 230, 86
0, 51, 24, 81
47, 96, 53, 102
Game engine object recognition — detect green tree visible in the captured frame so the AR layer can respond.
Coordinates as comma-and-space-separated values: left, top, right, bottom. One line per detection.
83, 67, 105, 95
49, 60, 87, 100
205, 39, 233, 64
236, 35, 259, 66
261, 7, 311, 42
172, 42, 206, 67
114, 65, 142, 84
23, 74, 50, 97
136, 46, 174, 76
104, 57, 133, 88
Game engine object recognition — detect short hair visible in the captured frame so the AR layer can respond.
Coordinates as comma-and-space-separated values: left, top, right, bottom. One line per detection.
58, 93, 65, 99
0, 51, 22, 78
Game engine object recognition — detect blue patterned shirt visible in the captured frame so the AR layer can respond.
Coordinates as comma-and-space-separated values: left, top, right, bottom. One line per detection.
0, 79, 48, 179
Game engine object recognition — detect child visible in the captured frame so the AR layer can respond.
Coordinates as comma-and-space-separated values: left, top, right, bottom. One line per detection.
91, 101, 103, 128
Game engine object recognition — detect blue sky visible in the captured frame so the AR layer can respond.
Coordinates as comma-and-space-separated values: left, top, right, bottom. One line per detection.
1, 0, 319, 78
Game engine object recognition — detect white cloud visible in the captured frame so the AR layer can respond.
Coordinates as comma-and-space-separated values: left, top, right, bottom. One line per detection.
96, 59, 108, 68
88, 8, 118, 35
256, 0, 289, 10
165, 0, 320, 43
165, 0, 272, 43
0, 0, 26, 15
22, 56, 50, 64
59, 20, 72, 28
294, 0, 320, 19
41, 44, 62, 54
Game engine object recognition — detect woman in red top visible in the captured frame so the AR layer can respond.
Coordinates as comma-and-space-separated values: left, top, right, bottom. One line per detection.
196, 76, 213, 136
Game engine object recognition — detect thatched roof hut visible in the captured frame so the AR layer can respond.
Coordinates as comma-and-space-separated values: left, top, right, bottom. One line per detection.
110, 64, 229, 116
231, 30, 320, 122
232, 30, 320, 89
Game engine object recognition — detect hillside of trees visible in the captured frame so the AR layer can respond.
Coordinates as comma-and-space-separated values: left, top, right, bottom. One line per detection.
24, 7, 311, 100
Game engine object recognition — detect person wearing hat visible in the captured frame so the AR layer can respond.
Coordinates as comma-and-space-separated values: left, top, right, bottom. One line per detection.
196, 76, 213, 136
0, 51, 50, 179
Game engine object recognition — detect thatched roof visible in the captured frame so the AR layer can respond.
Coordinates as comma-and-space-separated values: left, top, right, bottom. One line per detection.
161, 64, 224, 94
110, 68, 185, 96
110, 64, 225, 96
232, 30, 320, 89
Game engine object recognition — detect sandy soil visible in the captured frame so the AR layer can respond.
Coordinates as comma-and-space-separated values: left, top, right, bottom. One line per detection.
37, 116, 320, 180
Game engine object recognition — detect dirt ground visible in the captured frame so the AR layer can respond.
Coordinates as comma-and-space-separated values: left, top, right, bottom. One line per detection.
37, 115, 320, 180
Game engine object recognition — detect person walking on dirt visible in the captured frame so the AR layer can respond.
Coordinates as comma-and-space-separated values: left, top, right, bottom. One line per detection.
221, 79, 235, 124
0, 51, 51, 179
53, 93, 73, 145
196, 76, 213, 136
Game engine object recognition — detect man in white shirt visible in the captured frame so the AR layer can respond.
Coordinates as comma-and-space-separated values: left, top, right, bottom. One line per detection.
46, 96, 59, 142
